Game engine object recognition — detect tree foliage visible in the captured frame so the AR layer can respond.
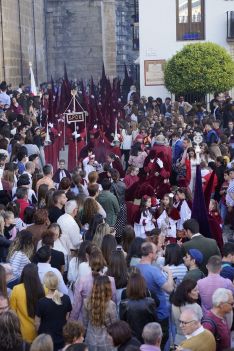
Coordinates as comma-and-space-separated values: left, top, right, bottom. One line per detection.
164, 42, 234, 95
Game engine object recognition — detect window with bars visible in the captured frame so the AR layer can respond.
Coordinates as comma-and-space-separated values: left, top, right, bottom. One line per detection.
176, 0, 205, 41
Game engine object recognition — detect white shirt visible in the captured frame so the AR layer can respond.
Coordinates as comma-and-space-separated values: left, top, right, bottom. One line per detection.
57, 213, 82, 251
186, 326, 205, 339
68, 260, 91, 284
37, 262, 68, 295
0, 92, 11, 106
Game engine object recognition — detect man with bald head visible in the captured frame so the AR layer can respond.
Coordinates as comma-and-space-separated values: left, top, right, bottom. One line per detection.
177, 308, 216, 351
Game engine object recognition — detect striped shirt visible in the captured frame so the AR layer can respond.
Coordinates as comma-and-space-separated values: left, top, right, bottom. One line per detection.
226, 179, 234, 206
9, 251, 30, 279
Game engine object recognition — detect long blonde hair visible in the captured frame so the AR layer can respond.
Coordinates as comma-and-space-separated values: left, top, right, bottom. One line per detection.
92, 223, 111, 248
43, 271, 62, 305
88, 275, 112, 327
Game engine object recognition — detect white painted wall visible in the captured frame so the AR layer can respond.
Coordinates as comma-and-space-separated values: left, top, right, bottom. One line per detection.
139, 0, 234, 99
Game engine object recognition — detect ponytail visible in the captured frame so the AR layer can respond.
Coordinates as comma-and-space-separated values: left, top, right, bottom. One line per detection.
52, 289, 62, 305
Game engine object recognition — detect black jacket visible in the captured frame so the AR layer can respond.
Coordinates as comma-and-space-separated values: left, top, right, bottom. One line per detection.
119, 297, 156, 342
0, 235, 11, 262
118, 337, 141, 351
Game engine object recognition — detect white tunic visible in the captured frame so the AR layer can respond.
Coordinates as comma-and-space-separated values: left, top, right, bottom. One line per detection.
174, 200, 191, 231
134, 209, 155, 239
157, 210, 177, 238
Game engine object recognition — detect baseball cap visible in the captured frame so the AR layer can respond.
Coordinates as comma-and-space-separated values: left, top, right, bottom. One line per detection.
188, 249, 203, 265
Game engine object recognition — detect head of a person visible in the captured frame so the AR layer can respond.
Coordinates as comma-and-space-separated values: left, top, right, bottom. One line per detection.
53, 190, 67, 207
23, 206, 36, 225
183, 249, 203, 268
88, 171, 99, 184
0, 310, 23, 349
165, 243, 183, 266
89, 275, 112, 327
142, 322, 162, 347
171, 279, 199, 306
43, 271, 61, 305
212, 288, 234, 315
222, 242, 234, 263
43, 164, 53, 177
65, 200, 78, 218
207, 255, 222, 274
48, 223, 62, 240
63, 321, 85, 345
228, 168, 234, 180
87, 183, 99, 198
11, 230, 33, 256
121, 225, 135, 253
0, 293, 9, 315
182, 137, 190, 150
101, 234, 117, 266
15, 186, 28, 200
89, 246, 106, 273
107, 153, 116, 163
107, 320, 132, 348
36, 246, 51, 263
179, 308, 201, 336
107, 249, 128, 289
92, 222, 110, 248
25, 161, 35, 175
126, 237, 145, 266
83, 197, 99, 223
41, 230, 56, 248
30, 334, 54, 351
59, 159, 66, 170
140, 195, 151, 211
3, 210, 14, 226
183, 219, 199, 238
110, 168, 120, 182
101, 177, 113, 192
59, 177, 72, 192
141, 242, 157, 263
126, 271, 147, 300
33, 209, 49, 225
205, 122, 212, 132
38, 184, 49, 203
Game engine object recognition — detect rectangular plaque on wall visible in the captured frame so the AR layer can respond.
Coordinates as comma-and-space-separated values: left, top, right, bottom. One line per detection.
144, 60, 166, 86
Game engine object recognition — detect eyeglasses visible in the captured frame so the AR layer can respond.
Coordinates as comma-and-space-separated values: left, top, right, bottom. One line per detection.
225, 302, 234, 307
179, 320, 196, 325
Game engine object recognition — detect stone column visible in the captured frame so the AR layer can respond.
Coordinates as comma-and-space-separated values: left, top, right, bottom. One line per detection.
101, 0, 117, 78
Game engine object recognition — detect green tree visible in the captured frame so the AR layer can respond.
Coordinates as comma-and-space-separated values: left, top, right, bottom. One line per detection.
164, 42, 234, 95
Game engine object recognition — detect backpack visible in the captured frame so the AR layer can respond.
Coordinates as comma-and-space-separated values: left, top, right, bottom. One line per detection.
201, 317, 221, 344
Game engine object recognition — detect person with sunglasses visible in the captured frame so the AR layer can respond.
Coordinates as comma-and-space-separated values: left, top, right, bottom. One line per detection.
177, 308, 216, 351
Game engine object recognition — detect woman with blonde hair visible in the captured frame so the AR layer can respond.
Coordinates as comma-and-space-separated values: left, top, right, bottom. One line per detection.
0, 214, 11, 262
92, 223, 111, 248
30, 334, 53, 351
35, 271, 72, 351
83, 275, 117, 351
81, 197, 100, 229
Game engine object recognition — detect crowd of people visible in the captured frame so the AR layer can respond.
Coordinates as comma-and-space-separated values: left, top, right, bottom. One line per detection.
0, 80, 233, 351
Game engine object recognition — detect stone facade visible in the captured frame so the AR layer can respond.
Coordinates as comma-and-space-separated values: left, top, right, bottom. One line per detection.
45, 0, 138, 81
46, 0, 117, 81
0, 0, 138, 86
0, 0, 47, 87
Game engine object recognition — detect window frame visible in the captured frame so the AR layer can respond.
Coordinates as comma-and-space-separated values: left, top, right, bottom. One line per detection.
176, 0, 205, 41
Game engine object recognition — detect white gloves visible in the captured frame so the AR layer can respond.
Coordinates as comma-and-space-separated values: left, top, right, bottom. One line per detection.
156, 158, 163, 168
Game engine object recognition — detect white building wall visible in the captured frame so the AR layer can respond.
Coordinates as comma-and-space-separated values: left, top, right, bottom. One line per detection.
139, 0, 234, 99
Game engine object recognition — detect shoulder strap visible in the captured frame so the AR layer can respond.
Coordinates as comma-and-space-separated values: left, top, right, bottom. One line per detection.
202, 317, 219, 340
